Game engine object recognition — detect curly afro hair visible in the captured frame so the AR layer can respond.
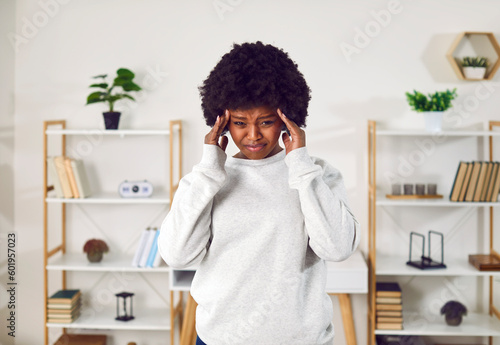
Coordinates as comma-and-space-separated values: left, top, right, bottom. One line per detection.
199, 41, 311, 130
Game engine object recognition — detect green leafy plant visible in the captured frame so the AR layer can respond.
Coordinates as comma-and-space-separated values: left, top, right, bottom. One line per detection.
462, 56, 488, 68
83, 239, 109, 263
405, 89, 457, 112
86, 68, 142, 112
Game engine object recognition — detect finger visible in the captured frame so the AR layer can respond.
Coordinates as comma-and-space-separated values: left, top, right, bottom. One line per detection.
281, 131, 290, 148
219, 110, 230, 134
210, 116, 222, 141
277, 108, 298, 133
220, 135, 229, 152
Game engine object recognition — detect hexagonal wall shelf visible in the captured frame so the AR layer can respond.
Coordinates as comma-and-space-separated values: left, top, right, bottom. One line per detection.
446, 32, 500, 80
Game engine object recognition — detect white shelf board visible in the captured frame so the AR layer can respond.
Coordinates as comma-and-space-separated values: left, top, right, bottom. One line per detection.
46, 192, 170, 204
376, 194, 500, 207
376, 129, 500, 137
47, 308, 170, 331
375, 312, 500, 336
376, 254, 500, 277
47, 253, 169, 272
169, 251, 369, 294
45, 129, 172, 136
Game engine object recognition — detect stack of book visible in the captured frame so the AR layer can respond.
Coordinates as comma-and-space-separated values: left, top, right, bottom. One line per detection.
375, 282, 403, 330
47, 289, 81, 324
131, 227, 165, 268
449, 161, 500, 202
47, 156, 92, 198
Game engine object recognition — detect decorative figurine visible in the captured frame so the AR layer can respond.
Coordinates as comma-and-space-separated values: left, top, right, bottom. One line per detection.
406, 230, 446, 270
441, 300, 467, 326
83, 239, 109, 263
115, 292, 135, 321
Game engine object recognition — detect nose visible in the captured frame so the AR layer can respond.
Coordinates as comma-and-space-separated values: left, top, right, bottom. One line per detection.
246, 125, 262, 141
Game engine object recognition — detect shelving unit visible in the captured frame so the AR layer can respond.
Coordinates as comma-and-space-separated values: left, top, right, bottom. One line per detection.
446, 32, 500, 81
43, 120, 183, 345
367, 120, 500, 345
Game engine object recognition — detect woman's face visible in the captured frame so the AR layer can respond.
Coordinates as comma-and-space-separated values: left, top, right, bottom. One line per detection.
228, 105, 284, 160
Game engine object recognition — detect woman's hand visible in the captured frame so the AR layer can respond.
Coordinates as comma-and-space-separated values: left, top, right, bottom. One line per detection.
205, 110, 230, 151
277, 108, 305, 154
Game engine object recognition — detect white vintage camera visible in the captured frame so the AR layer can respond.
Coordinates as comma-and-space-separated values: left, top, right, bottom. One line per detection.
119, 180, 153, 198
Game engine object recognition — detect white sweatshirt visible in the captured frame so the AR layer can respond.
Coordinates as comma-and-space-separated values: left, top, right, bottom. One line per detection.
159, 145, 359, 345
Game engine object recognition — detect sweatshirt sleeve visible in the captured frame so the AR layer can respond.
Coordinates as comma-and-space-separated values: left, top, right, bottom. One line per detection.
158, 144, 227, 268
285, 147, 360, 262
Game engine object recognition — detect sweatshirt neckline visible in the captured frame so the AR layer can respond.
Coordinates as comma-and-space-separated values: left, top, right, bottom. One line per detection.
227, 149, 286, 166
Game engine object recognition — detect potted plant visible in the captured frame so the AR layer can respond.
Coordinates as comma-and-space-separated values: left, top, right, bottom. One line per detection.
86, 68, 142, 130
440, 300, 467, 326
462, 56, 488, 80
83, 238, 109, 263
405, 88, 457, 132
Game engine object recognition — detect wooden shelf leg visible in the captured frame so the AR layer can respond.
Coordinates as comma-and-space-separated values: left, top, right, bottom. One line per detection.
180, 293, 197, 345
337, 293, 357, 345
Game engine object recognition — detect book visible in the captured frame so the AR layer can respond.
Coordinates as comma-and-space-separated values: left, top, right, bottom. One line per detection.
489, 162, 500, 202
375, 304, 403, 311
449, 161, 468, 201
65, 157, 80, 198
377, 316, 403, 323
153, 243, 165, 268
47, 301, 81, 309
458, 162, 473, 201
473, 161, 489, 201
132, 228, 151, 267
376, 310, 402, 317
48, 289, 81, 304
47, 310, 80, 318
47, 309, 81, 323
480, 161, 494, 201
486, 162, 499, 201
376, 297, 401, 304
146, 228, 160, 268
54, 334, 106, 345
376, 335, 425, 345
376, 322, 403, 330
48, 315, 80, 323
47, 305, 80, 314
53, 156, 74, 198
47, 300, 81, 312
464, 161, 482, 202
47, 157, 64, 198
376, 282, 401, 297
71, 159, 92, 198
139, 228, 158, 267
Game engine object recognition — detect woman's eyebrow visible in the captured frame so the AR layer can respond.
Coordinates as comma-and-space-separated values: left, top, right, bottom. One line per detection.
231, 114, 277, 120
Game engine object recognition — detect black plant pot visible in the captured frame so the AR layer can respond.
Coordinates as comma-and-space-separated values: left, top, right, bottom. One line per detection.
445, 314, 463, 326
103, 112, 121, 130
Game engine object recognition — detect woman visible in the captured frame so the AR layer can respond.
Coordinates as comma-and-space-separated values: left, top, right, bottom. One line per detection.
158, 41, 359, 345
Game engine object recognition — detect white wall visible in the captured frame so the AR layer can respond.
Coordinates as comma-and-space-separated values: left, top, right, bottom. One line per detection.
10, 0, 500, 344
0, 1, 16, 344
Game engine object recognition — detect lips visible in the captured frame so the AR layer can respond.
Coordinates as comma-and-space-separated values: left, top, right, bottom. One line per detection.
245, 144, 266, 152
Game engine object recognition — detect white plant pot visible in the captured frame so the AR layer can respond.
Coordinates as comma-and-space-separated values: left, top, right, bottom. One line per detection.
463, 66, 486, 80
422, 112, 444, 132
